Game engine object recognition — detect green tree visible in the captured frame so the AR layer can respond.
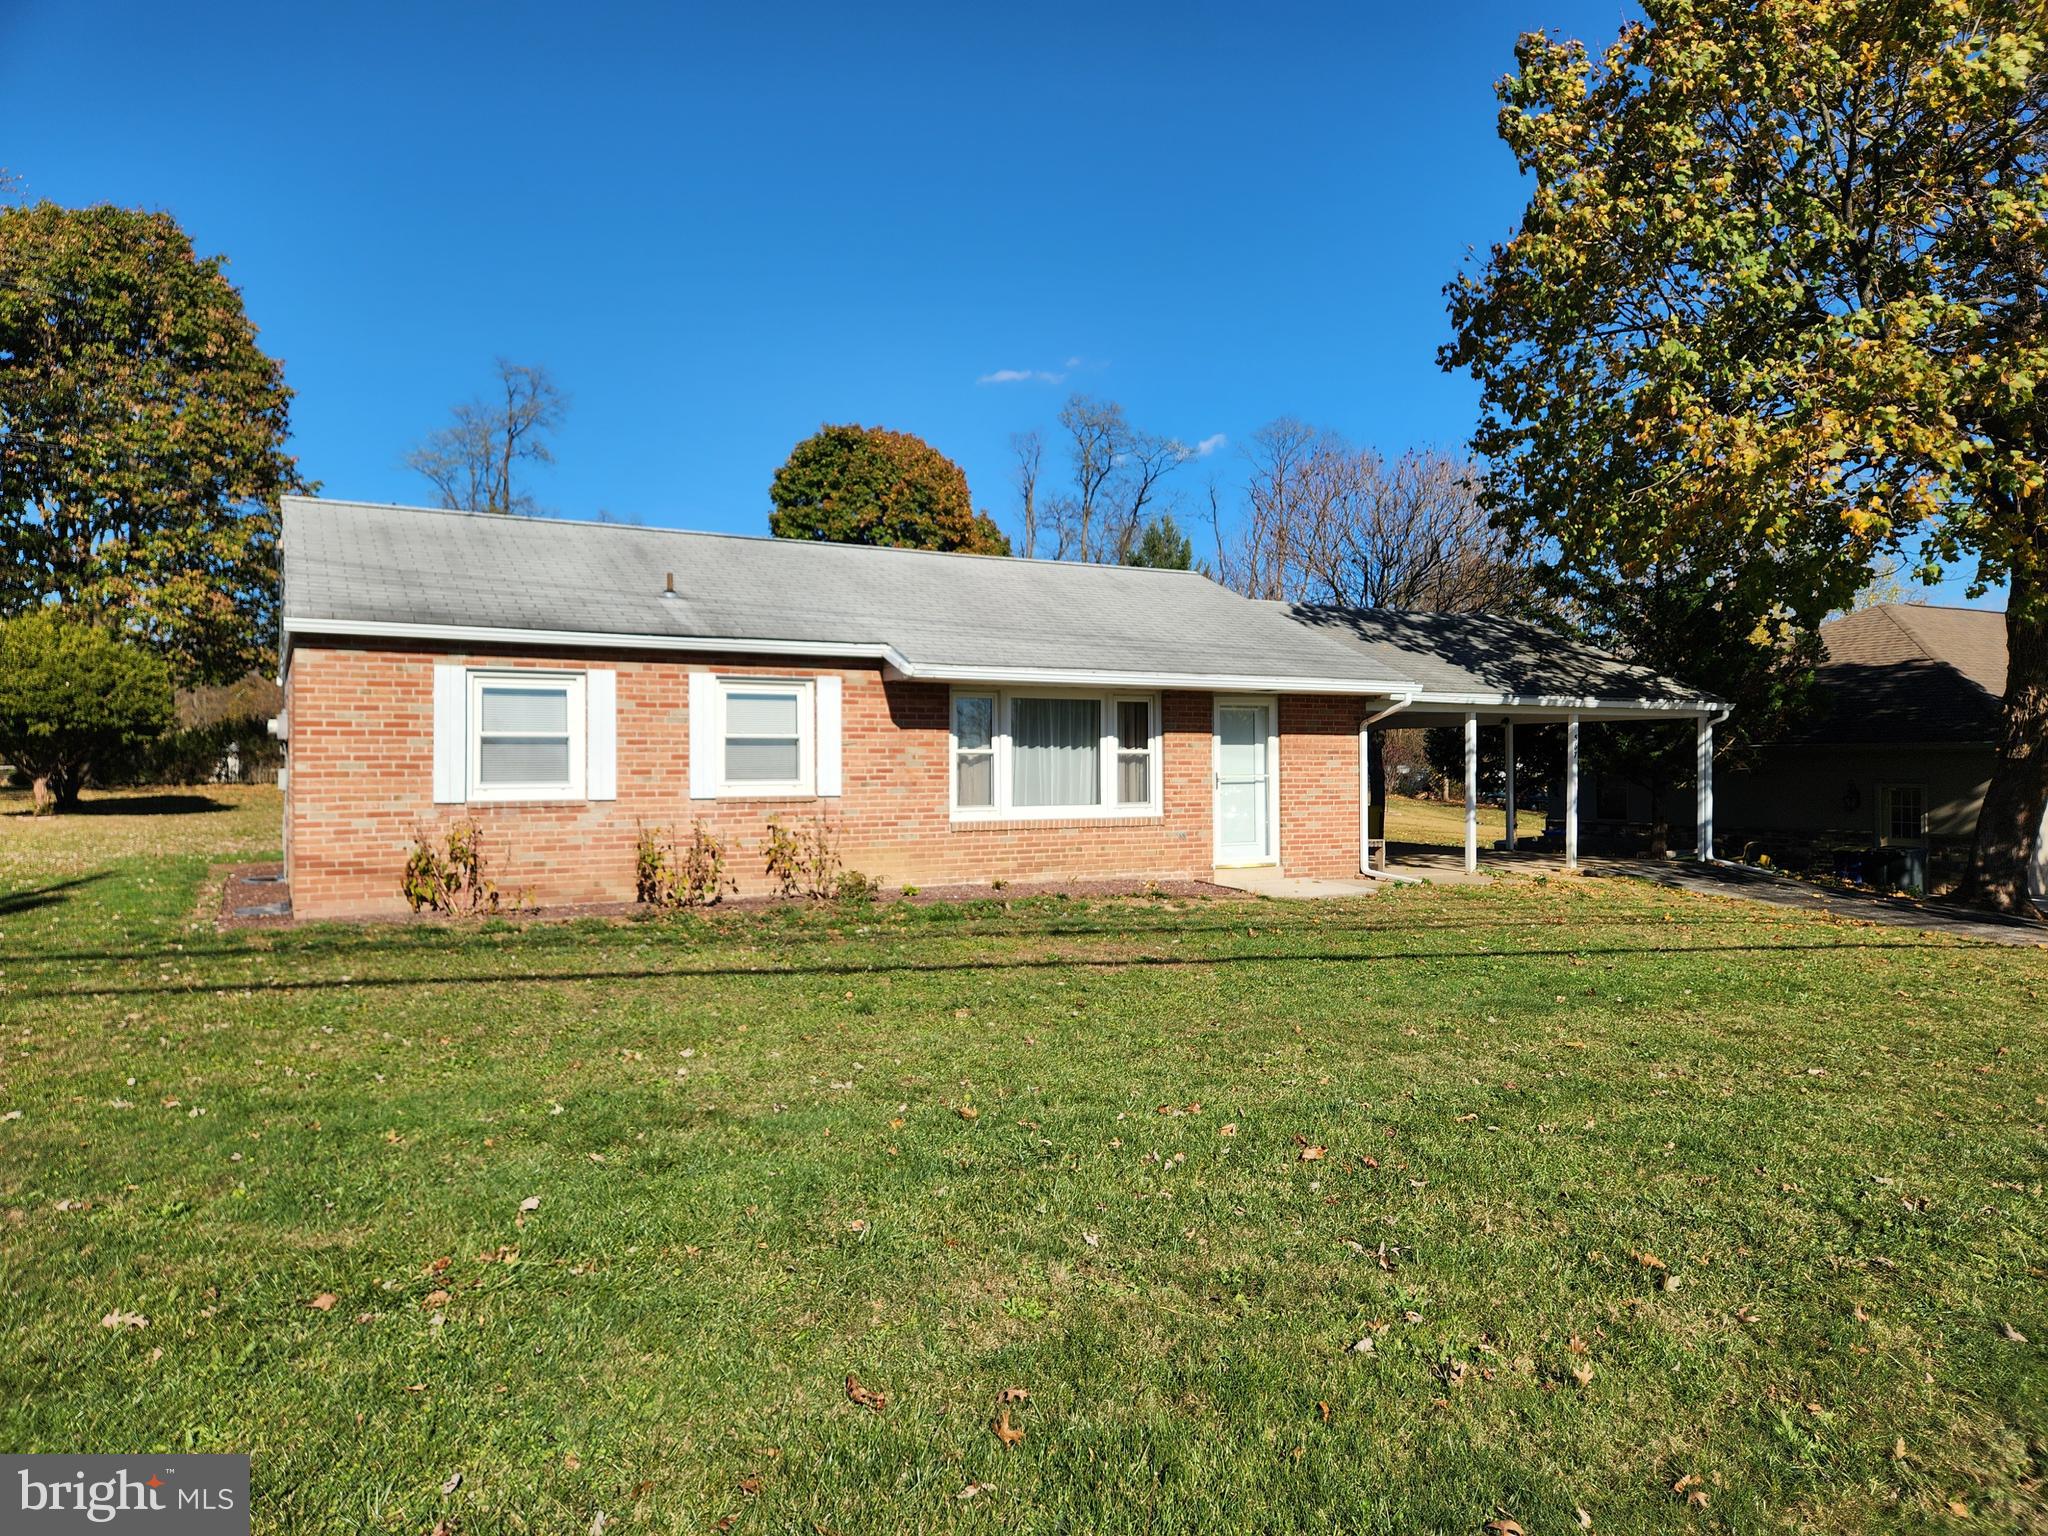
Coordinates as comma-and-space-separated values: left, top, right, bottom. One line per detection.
1123, 513, 1197, 570
768, 424, 1009, 554
1444, 1, 2048, 908
0, 612, 173, 813
0, 203, 306, 684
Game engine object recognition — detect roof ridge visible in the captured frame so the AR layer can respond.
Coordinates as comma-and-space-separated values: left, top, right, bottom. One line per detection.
282, 495, 1212, 578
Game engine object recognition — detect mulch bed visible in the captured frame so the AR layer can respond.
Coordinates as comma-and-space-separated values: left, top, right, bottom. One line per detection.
213, 864, 1237, 930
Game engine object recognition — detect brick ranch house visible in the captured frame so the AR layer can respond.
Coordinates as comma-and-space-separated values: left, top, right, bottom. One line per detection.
275, 498, 1725, 920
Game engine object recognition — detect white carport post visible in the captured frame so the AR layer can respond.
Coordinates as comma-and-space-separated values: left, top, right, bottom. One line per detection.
1696, 713, 1715, 863
1463, 711, 1479, 873
1565, 710, 1581, 870
1503, 720, 1517, 851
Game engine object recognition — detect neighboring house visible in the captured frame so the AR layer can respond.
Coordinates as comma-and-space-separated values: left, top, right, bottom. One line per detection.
1716, 603, 2039, 894
275, 498, 1723, 918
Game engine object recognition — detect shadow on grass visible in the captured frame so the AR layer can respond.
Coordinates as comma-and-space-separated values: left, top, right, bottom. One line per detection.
17, 935, 1958, 1002
0, 908, 1872, 970
0, 873, 110, 917
2, 793, 235, 819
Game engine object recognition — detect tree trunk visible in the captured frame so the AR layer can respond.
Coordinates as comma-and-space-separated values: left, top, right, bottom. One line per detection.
1958, 580, 2048, 913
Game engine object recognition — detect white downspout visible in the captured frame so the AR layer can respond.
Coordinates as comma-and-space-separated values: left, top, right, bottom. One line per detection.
1359, 695, 1421, 882
1463, 711, 1479, 873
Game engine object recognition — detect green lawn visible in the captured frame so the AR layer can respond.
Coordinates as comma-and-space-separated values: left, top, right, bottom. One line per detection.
1385, 792, 1511, 849
2, 789, 2044, 1533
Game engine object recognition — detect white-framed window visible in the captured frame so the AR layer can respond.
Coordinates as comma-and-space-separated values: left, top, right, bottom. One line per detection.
949, 688, 1160, 820
953, 693, 996, 809
467, 670, 586, 801
1881, 783, 1927, 845
717, 677, 815, 797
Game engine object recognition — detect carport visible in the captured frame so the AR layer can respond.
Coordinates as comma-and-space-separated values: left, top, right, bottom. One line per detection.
1282, 606, 1729, 876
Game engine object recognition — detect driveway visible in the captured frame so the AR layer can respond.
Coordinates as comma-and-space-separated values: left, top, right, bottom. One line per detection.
1613, 859, 2048, 947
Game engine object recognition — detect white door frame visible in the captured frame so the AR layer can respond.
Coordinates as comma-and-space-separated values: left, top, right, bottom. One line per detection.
1212, 695, 1280, 867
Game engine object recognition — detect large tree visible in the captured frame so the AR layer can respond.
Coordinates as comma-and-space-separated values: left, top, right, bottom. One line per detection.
405, 359, 566, 516
0, 203, 303, 683
0, 611, 173, 813
1228, 422, 1528, 610
1443, 1, 2048, 909
769, 424, 1008, 553
1040, 396, 1192, 564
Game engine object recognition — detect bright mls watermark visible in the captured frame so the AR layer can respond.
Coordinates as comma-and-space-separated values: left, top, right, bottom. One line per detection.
5, 1456, 249, 1533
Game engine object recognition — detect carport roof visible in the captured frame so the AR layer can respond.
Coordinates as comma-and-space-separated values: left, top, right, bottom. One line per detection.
1280, 604, 1722, 715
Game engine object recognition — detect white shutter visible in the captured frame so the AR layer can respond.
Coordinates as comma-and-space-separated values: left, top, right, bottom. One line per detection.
432, 664, 467, 803
586, 669, 617, 801
688, 671, 717, 799
815, 675, 843, 797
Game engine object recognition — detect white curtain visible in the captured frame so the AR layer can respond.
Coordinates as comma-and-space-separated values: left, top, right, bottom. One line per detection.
1012, 697, 1100, 807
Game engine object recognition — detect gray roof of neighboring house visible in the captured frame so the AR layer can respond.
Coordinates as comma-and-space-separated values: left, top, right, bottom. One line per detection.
1279, 604, 1719, 707
1786, 603, 2006, 745
280, 498, 1418, 692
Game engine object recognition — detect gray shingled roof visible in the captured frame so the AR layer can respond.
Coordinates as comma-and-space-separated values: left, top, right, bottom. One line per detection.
1281, 604, 1718, 706
280, 498, 1417, 692
1783, 604, 2006, 745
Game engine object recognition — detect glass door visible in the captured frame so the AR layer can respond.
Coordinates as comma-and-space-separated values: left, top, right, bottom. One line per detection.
1215, 702, 1273, 864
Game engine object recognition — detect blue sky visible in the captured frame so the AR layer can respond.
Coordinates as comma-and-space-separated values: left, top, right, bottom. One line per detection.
0, 0, 1996, 606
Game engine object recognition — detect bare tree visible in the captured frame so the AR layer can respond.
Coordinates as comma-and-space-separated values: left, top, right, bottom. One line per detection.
1226, 423, 1525, 613
406, 360, 567, 515
1042, 395, 1193, 563
1010, 429, 1044, 558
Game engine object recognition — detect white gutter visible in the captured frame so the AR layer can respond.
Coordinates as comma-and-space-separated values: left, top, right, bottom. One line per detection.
279, 616, 1420, 697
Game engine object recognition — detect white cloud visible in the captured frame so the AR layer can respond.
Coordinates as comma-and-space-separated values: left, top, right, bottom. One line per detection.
1192, 433, 1227, 459
977, 367, 1066, 385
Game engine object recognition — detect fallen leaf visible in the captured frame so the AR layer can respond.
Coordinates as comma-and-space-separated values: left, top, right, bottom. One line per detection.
1298, 1146, 1326, 1162
1575, 1509, 1593, 1530
1316, 1400, 1331, 1423
308, 1293, 338, 1312
1569, 1361, 1594, 1388
1999, 1321, 2028, 1343
441, 1472, 463, 1495
100, 1310, 148, 1329
564, 1452, 582, 1469
1891, 1438, 1906, 1462
957, 1105, 979, 1120
846, 1373, 887, 1412
992, 1409, 1024, 1447
423, 1290, 451, 1309
1348, 1335, 1376, 1354
738, 1477, 761, 1496
590, 1514, 608, 1536
1220, 1123, 1237, 1137
519, 1195, 541, 1213
1634, 1251, 1667, 1271
431, 1523, 454, 1536
1658, 1272, 1682, 1292
956, 1481, 996, 1500
1946, 1500, 1970, 1519
998, 1386, 1030, 1403
1486, 1520, 1525, 1536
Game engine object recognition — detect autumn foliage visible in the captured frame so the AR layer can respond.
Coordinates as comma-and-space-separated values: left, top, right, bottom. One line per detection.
768, 424, 1009, 554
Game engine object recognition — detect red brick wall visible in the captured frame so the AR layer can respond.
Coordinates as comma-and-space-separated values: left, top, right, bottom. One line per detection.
1278, 694, 1365, 877
283, 641, 1270, 918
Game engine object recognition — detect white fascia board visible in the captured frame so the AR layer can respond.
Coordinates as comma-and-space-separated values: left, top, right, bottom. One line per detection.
1407, 691, 1725, 716
281, 617, 1420, 697
898, 661, 1417, 695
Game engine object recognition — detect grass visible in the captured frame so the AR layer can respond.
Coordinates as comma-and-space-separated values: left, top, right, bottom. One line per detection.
2, 787, 2044, 1534
1385, 791, 1512, 848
